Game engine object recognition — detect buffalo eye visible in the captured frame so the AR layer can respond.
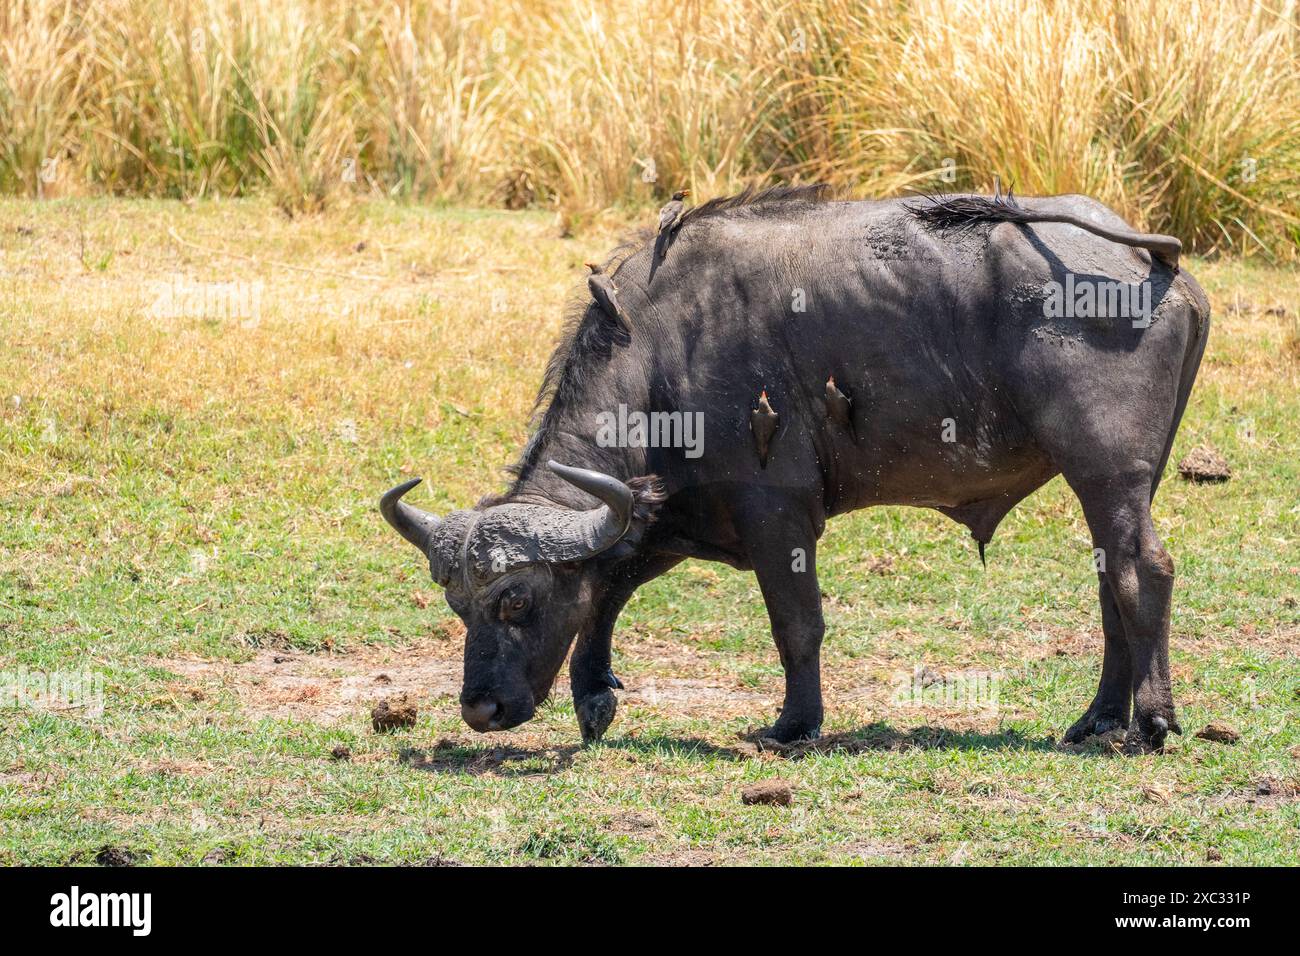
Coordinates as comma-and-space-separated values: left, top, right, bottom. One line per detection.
498, 586, 532, 622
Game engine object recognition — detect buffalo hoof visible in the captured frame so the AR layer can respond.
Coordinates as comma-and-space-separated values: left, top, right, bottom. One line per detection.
576, 689, 618, 745
762, 715, 822, 745
1062, 710, 1128, 745
1122, 713, 1182, 755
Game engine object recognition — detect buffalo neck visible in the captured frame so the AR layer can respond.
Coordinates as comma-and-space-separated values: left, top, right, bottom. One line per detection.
506, 333, 656, 511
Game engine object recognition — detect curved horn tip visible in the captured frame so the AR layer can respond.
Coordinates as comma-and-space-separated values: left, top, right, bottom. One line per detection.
380, 477, 423, 508
547, 460, 633, 520
379, 477, 441, 554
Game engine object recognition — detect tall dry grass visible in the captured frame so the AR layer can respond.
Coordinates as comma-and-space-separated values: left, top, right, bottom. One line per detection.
1, 0, 1296, 253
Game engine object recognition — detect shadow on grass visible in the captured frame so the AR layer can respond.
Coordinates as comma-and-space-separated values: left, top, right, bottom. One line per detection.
398, 721, 1078, 775
398, 741, 580, 777
398, 733, 756, 775
744, 721, 1063, 759
601, 733, 754, 762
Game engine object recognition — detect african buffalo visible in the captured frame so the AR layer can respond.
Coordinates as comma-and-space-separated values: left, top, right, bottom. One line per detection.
381, 185, 1209, 754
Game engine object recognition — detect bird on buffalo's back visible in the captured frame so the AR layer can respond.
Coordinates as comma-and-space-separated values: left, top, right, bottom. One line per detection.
654, 189, 691, 260
585, 262, 629, 330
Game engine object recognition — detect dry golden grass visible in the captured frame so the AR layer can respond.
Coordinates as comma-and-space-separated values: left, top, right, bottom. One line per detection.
1, 0, 1296, 254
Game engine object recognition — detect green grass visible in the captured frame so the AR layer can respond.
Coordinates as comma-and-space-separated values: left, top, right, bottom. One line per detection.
1, 198, 1297, 865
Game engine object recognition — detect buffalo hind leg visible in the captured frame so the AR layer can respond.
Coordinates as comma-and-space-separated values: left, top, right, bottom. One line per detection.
1062, 579, 1132, 742
738, 495, 825, 743
571, 554, 681, 744
1072, 476, 1181, 754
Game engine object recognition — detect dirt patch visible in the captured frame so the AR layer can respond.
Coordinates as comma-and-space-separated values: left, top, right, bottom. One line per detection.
154, 639, 779, 726
638, 847, 725, 866
1179, 626, 1300, 659
1247, 776, 1300, 807
622, 676, 777, 713
153, 638, 460, 723
148, 623, 1300, 735
1015, 625, 1300, 663
606, 811, 659, 834
616, 626, 737, 679
151, 614, 1300, 731
1208, 776, 1300, 810
0, 761, 62, 792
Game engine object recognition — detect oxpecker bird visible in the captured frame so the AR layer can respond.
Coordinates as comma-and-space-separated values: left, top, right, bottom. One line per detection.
585, 262, 629, 330
750, 390, 779, 468
655, 189, 691, 260
825, 375, 853, 429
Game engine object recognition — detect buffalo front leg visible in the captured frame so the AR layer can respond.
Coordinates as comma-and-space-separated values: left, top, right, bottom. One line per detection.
1062, 577, 1133, 742
571, 554, 681, 744
738, 498, 825, 743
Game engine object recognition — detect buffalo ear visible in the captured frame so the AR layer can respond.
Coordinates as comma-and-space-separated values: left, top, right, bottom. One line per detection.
627, 474, 666, 527
601, 474, 665, 558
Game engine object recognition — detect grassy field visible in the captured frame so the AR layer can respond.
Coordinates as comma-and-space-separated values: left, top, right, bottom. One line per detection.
1, 197, 1298, 866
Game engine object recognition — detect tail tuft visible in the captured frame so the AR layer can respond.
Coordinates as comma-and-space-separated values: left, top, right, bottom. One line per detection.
908, 192, 1034, 230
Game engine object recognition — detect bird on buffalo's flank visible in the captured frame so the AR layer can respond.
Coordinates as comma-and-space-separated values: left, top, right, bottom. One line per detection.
750, 390, 779, 468
824, 375, 852, 428
585, 262, 629, 330
655, 189, 691, 260
825, 375, 857, 439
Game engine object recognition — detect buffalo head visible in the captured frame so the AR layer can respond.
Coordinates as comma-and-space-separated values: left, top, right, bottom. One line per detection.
379, 461, 636, 733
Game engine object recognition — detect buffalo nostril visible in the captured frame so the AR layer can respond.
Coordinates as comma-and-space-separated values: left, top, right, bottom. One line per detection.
461, 697, 499, 732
